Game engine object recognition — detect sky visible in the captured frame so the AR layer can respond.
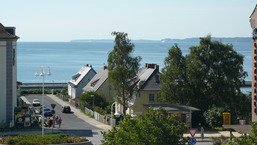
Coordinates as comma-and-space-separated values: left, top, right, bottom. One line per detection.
1, 0, 256, 42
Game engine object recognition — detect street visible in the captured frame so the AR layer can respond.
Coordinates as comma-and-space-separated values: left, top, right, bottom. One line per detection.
24, 94, 103, 144
24, 94, 214, 145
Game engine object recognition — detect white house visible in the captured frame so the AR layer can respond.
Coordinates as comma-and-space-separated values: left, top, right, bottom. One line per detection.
68, 65, 96, 99
0, 23, 19, 126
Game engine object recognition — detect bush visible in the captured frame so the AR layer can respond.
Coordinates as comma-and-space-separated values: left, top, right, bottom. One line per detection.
204, 105, 225, 128
80, 91, 113, 114
21, 88, 52, 95
0, 134, 88, 144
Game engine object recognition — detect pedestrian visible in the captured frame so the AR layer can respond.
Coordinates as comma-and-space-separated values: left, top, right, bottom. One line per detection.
48, 117, 52, 127
52, 115, 56, 128
55, 116, 59, 125
58, 117, 62, 128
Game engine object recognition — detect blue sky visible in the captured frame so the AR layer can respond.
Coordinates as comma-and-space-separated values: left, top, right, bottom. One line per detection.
1, 0, 256, 41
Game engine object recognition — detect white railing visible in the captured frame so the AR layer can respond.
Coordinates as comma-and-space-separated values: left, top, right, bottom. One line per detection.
84, 107, 116, 126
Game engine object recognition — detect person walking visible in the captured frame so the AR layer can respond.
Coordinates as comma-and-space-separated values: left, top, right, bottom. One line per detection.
52, 115, 56, 128
58, 117, 62, 128
55, 116, 58, 125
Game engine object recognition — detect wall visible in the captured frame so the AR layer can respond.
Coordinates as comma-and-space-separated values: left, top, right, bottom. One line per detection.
251, 7, 257, 122
96, 79, 114, 101
75, 70, 96, 99
0, 41, 7, 122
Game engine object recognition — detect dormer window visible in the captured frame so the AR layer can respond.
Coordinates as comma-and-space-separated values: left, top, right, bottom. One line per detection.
72, 73, 81, 81
91, 79, 100, 87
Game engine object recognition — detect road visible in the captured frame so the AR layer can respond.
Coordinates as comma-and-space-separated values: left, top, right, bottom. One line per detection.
24, 94, 103, 144
24, 94, 214, 145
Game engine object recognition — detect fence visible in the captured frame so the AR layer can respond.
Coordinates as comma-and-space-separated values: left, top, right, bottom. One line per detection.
69, 99, 80, 108
84, 107, 116, 126
69, 99, 116, 126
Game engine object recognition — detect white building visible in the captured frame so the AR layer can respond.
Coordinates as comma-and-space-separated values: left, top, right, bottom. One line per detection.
0, 23, 19, 126
68, 65, 96, 99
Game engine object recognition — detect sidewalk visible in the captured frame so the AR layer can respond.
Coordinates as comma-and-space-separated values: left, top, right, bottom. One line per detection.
183, 130, 243, 142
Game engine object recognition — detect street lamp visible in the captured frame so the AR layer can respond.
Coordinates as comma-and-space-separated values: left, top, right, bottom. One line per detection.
91, 95, 94, 111
111, 102, 121, 128
35, 66, 51, 137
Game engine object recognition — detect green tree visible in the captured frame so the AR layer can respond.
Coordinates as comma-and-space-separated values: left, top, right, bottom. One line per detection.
107, 32, 142, 116
101, 107, 189, 145
186, 36, 247, 110
159, 44, 189, 104
160, 36, 248, 127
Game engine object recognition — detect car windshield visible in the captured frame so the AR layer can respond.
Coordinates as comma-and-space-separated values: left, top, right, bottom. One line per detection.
34, 100, 40, 102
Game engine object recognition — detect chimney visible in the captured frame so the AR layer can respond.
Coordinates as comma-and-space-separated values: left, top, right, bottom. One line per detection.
154, 64, 159, 72
5, 27, 15, 35
145, 63, 159, 72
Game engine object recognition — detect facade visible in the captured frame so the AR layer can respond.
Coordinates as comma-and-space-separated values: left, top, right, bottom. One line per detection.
116, 63, 199, 127
250, 4, 257, 122
0, 23, 19, 126
83, 66, 114, 100
68, 65, 96, 99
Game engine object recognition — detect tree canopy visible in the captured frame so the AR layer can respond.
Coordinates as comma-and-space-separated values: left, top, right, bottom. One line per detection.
107, 32, 142, 116
160, 36, 248, 124
101, 107, 189, 145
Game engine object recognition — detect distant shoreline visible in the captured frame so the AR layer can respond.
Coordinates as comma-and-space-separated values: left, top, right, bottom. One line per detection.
17, 37, 252, 43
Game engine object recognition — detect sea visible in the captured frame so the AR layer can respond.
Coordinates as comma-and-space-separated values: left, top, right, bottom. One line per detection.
17, 37, 252, 93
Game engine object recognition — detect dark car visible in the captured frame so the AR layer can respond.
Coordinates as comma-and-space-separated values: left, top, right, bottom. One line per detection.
39, 106, 52, 116
62, 106, 71, 113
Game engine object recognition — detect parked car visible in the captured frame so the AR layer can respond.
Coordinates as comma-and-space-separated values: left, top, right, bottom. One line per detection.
40, 106, 52, 116
32, 99, 40, 106
62, 106, 71, 113
253, 28, 257, 39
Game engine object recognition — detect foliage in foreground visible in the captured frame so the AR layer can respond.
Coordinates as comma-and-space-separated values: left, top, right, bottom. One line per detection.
101, 107, 189, 145
226, 122, 257, 144
0, 134, 88, 145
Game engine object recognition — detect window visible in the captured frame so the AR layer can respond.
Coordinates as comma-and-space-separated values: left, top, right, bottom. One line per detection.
149, 94, 155, 102
13, 49, 15, 65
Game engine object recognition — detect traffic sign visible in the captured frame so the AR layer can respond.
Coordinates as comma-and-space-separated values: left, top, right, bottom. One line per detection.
51, 104, 56, 110
190, 138, 197, 145
189, 129, 198, 137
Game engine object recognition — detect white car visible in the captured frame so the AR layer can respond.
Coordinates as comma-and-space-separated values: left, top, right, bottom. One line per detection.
32, 99, 40, 106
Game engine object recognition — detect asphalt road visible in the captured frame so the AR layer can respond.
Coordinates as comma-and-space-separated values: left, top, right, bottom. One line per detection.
24, 94, 102, 144
24, 94, 214, 145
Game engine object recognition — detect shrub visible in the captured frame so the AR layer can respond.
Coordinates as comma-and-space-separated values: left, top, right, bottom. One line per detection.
204, 105, 225, 128
0, 134, 88, 144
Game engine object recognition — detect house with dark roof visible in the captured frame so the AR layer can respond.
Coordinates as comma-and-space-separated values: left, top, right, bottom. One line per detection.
83, 66, 114, 100
115, 63, 199, 127
68, 65, 96, 99
0, 23, 19, 126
